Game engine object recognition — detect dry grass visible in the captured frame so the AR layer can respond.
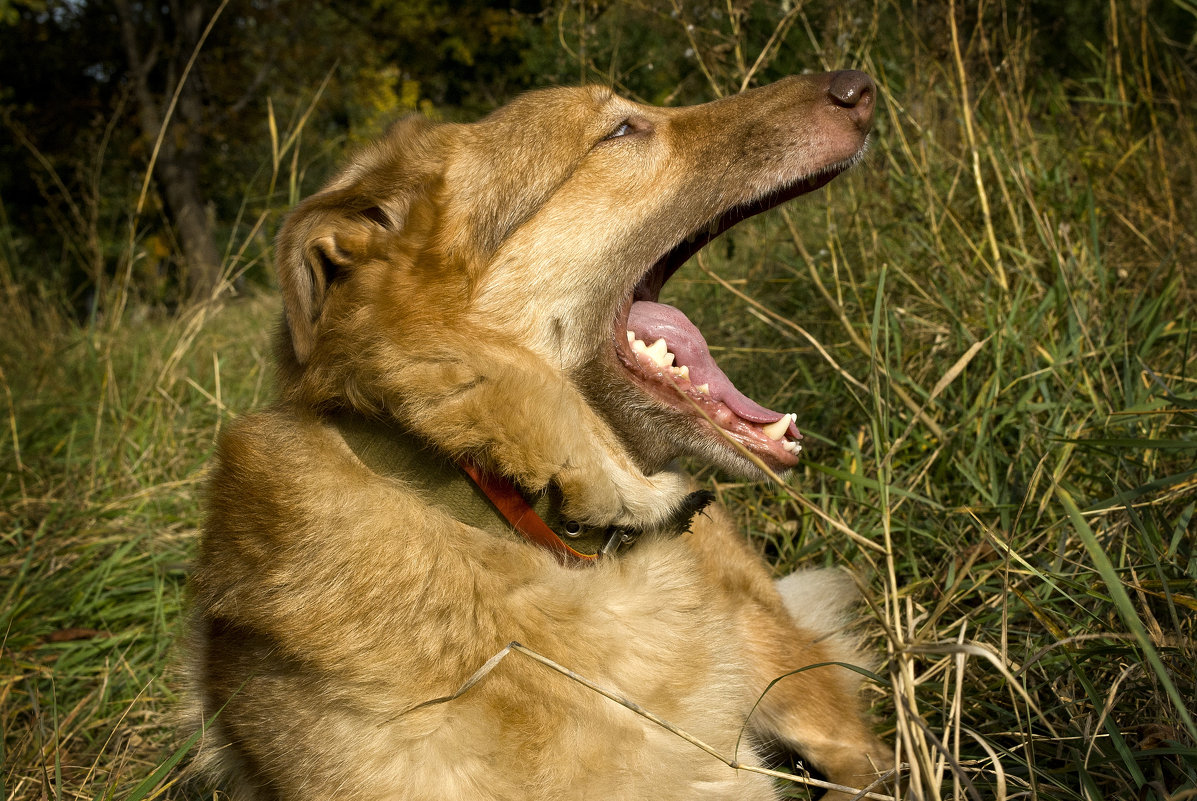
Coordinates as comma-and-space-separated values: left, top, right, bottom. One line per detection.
2, 2, 1194, 799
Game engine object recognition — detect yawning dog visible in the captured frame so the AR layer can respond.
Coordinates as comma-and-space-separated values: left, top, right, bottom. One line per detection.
189, 70, 891, 800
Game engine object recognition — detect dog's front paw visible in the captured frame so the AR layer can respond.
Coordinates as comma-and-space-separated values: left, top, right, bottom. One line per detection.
557, 464, 709, 536
556, 464, 688, 529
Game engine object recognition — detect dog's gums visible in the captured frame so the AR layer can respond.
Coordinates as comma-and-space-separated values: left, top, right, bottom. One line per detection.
609, 155, 870, 469
617, 302, 803, 467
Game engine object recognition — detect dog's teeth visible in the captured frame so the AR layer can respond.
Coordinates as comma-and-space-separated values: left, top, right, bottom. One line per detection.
631, 338, 647, 354
762, 413, 794, 442
626, 330, 636, 344
696, 383, 710, 395
783, 440, 802, 454
646, 338, 671, 367
671, 365, 689, 380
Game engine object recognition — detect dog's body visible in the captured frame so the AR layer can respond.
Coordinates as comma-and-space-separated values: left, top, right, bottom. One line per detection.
191, 73, 889, 800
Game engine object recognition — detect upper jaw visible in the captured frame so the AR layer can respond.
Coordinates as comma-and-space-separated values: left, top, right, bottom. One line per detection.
633, 150, 865, 303
598, 152, 871, 473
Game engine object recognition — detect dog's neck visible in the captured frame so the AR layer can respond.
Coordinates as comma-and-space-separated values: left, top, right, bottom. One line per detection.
333, 414, 637, 565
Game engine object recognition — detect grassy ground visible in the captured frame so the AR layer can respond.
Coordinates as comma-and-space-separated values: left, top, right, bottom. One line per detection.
2, 3, 1195, 800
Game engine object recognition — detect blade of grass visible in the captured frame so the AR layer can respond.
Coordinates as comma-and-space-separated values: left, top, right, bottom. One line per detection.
1057, 486, 1197, 742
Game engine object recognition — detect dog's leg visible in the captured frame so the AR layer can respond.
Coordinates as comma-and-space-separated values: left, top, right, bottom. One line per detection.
744, 578, 894, 801
684, 505, 893, 799
391, 347, 693, 531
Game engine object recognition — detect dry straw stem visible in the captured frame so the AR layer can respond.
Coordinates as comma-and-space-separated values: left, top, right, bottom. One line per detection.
202, 71, 334, 312
128, 0, 230, 222
109, 0, 232, 333
947, 0, 1006, 295
669, 0, 724, 98
696, 252, 870, 395
398, 641, 898, 801
1, 365, 26, 499
694, 245, 984, 513
77, 9, 326, 490
902, 641, 1059, 739
114, 50, 330, 354
880, 336, 990, 473
736, 4, 803, 93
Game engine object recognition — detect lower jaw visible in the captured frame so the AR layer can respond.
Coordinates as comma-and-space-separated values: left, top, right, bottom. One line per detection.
610, 296, 803, 468
597, 358, 801, 474
651, 395, 802, 472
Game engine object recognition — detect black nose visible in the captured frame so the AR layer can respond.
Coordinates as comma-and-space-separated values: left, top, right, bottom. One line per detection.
827, 70, 876, 130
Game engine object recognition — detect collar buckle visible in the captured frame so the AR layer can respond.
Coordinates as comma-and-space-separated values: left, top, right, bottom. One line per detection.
600, 526, 639, 558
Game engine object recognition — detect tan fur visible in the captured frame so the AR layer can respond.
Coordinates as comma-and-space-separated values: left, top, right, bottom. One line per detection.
189, 75, 891, 800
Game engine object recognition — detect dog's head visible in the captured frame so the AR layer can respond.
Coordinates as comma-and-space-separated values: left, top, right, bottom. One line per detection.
276, 72, 875, 478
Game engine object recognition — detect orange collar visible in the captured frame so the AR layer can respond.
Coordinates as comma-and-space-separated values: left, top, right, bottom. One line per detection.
335, 415, 632, 567
458, 458, 636, 565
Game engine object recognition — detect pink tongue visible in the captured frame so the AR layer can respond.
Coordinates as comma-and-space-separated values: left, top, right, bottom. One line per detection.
628, 301, 798, 435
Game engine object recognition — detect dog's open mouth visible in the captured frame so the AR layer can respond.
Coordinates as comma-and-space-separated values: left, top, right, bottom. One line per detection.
614, 166, 853, 470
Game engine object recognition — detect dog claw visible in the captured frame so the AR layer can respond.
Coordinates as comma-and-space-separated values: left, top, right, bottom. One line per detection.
607, 488, 714, 547
666, 490, 715, 535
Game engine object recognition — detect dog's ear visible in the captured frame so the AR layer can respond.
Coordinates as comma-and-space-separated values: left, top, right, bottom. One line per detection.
275, 195, 375, 364
276, 119, 441, 364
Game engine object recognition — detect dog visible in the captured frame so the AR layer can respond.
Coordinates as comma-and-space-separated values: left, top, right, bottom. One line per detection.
189, 70, 890, 800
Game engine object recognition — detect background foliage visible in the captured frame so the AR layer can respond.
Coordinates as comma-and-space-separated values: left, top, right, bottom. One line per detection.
1, 1, 1195, 799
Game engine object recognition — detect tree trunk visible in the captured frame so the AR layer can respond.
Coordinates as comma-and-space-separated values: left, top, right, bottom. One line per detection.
114, 0, 221, 302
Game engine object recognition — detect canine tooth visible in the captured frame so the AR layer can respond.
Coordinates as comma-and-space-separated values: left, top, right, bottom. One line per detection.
626, 330, 635, 343
696, 383, 710, 395
762, 413, 794, 442
646, 338, 671, 367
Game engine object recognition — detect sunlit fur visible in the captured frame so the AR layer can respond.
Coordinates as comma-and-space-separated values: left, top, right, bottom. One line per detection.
188, 76, 890, 800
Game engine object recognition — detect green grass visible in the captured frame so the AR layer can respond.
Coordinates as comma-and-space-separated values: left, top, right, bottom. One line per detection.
1, 295, 275, 799
2, 3, 1195, 799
